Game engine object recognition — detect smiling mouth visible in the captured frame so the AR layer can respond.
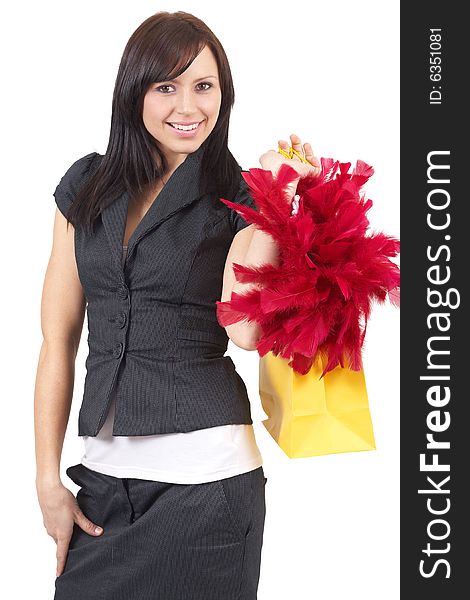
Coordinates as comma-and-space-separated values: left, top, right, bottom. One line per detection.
167, 121, 203, 131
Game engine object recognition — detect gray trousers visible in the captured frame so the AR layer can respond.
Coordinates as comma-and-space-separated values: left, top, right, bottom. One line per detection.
54, 463, 267, 599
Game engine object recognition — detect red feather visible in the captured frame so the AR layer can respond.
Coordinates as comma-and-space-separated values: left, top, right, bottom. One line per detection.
216, 158, 400, 378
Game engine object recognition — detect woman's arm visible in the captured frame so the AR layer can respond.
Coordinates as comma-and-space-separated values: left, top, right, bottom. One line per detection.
35, 209, 106, 577
34, 209, 86, 490
220, 133, 320, 350
220, 224, 280, 350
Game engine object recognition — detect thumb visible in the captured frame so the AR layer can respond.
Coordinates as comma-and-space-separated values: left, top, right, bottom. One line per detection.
75, 510, 103, 536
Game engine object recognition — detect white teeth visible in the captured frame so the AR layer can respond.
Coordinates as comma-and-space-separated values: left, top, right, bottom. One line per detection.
169, 122, 200, 131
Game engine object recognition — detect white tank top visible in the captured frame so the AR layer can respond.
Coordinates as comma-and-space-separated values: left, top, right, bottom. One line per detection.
80, 245, 263, 484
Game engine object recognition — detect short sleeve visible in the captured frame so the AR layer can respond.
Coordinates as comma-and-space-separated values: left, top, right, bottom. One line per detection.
53, 152, 99, 219
229, 171, 258, 235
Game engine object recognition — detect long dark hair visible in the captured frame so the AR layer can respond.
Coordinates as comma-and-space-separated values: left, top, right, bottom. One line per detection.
67, 11, 241, 233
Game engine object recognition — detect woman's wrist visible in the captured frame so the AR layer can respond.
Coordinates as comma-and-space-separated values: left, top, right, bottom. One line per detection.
259, 157, 300, 199
36, 468, 62, 490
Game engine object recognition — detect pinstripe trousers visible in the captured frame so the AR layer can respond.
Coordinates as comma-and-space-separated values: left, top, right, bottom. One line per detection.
53, 463, 267, 599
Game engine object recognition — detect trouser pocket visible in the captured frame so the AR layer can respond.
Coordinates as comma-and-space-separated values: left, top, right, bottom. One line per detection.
216, 472, 253, 541
65, 463, 115, 531
217, 467, 267, 542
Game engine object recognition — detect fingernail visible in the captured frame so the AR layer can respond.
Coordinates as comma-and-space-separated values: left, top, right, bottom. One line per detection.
95, 526, 103, 533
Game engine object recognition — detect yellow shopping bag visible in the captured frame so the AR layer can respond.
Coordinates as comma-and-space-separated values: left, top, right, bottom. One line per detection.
259, 351, 376, 458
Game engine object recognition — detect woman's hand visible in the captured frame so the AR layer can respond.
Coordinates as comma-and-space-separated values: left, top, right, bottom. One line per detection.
37, 480, 104, 577
259, 133, 321, 177
259, 133, 321, 199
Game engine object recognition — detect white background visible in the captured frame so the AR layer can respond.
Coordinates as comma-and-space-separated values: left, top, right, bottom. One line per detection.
0, 1, 400, 598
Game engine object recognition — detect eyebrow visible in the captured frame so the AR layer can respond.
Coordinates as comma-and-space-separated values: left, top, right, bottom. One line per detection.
161, 75, 219, 84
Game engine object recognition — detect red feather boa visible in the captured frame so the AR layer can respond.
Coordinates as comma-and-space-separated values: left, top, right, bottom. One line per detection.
216, 158, 401, 378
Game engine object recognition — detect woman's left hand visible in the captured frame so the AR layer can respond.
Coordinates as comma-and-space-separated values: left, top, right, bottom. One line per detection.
259, 133, 321, 178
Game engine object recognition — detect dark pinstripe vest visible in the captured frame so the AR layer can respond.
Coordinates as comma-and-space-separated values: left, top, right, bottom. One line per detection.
53, 145, 256, 436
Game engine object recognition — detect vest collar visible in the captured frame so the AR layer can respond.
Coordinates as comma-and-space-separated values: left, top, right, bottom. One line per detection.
101, 144, 205, 272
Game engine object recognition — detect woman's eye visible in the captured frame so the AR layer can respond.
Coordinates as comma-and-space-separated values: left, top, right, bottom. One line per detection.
196, 82, 212, 91
155, 85, 174, 93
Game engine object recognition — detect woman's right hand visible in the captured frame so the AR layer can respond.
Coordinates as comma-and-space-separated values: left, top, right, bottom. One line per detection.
37, 481, 104, 577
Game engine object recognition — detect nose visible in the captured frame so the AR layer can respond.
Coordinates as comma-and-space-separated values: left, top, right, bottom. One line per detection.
175, 87, 197, 115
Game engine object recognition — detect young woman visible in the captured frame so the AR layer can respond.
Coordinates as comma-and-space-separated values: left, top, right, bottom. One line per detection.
35, 11, 319, 599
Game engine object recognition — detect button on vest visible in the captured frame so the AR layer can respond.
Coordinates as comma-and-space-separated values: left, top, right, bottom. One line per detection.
116, 284, 128, 300
108, 312, 127, 328
112, 342, 124, 359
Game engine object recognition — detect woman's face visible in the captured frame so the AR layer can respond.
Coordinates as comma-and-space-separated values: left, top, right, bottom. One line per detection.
143, 45, 222, 172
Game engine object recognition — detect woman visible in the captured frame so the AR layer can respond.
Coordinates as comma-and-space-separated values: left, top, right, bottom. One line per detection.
35, 11, 320, 600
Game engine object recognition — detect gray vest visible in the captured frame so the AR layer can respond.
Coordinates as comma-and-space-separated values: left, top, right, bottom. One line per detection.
53, 145, 256, 436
